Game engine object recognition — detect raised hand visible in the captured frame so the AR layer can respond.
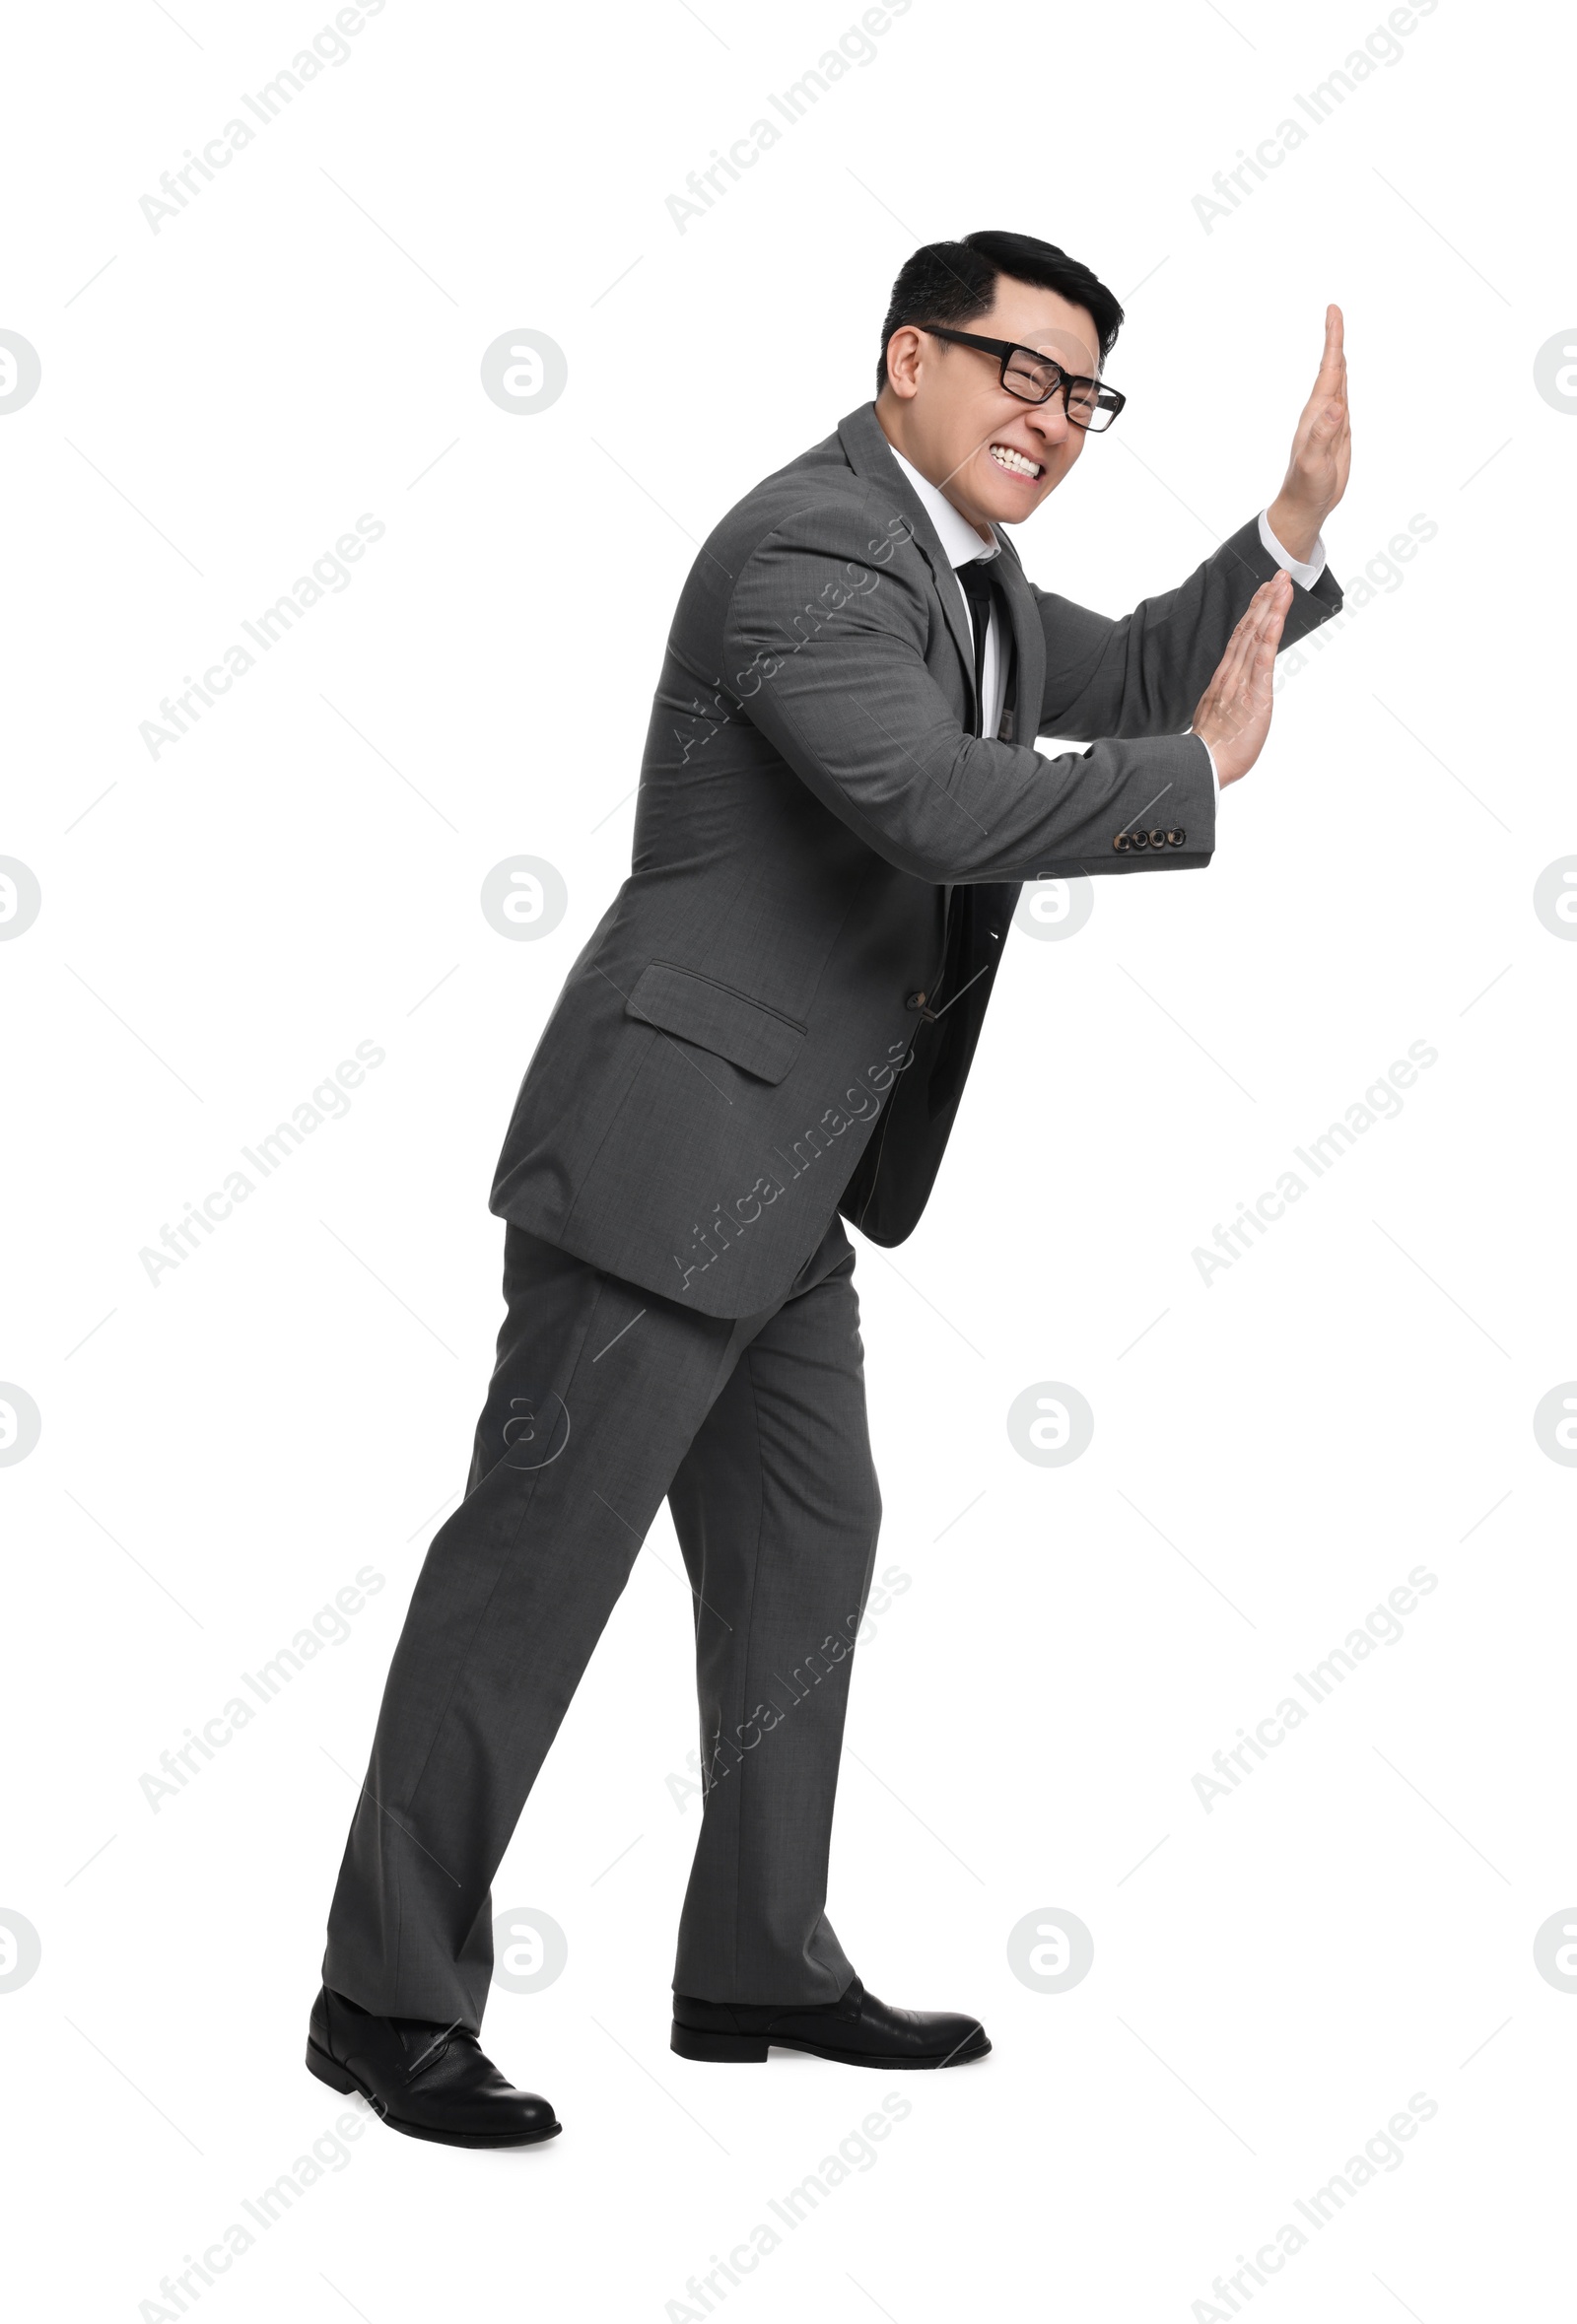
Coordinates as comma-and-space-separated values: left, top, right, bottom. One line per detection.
1189, 571, 1292, 786
1267, 305, 1350, 565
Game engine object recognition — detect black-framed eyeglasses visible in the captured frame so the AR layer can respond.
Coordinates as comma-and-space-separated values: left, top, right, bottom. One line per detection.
909, 324, 1127, 433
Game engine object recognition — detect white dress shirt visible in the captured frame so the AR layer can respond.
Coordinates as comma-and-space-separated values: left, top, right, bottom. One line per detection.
885, 443, 1325, 800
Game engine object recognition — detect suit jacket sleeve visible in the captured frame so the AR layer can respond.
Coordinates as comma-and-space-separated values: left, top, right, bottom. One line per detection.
1029, 513, 1343, 740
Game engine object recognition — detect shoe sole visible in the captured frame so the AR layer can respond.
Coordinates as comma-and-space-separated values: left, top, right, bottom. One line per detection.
305, 2037, 562, 2148
670, 2023, 991, 2068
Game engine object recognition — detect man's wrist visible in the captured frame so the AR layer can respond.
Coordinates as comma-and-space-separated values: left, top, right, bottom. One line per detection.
1188, 730, 1222, 798
1265, 495, 1322, 567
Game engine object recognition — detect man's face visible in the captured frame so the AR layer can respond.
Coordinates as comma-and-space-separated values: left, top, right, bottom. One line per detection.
878, 277, 1102, 534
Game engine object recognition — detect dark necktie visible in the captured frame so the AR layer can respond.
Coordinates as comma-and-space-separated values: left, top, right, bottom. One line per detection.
956, 556, 997, 737
923, 556, 1001, 1125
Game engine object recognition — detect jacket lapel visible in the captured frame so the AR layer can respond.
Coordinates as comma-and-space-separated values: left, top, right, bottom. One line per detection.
988, 527, 1044, 746
836, 403, 979, 727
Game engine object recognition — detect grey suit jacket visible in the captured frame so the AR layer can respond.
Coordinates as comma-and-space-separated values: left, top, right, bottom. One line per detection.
490, 401, 1342, 1316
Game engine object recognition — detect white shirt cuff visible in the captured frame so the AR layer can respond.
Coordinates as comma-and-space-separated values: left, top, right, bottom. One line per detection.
1258, 506, 1326, 589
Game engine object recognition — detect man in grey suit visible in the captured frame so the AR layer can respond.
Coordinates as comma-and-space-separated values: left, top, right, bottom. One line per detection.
309, 230, 1350, 2145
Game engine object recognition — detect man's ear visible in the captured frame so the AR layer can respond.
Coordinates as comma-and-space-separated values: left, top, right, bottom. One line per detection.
882, 325, 926, 401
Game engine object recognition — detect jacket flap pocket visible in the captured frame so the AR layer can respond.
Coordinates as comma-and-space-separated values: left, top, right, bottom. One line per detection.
625, 962, 805, 1085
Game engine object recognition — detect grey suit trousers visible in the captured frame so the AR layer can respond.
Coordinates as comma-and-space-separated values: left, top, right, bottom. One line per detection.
322, 1210, 881, 2031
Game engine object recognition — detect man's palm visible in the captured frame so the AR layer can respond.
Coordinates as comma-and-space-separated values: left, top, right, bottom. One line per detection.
1268, 305, 1351, 559
1191, 572, 1292, 786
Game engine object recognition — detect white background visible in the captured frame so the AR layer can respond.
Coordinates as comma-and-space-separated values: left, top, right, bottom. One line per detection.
4, 1, 1574, 2316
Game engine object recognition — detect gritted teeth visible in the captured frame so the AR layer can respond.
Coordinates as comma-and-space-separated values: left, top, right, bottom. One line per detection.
989, 443, 1043, 477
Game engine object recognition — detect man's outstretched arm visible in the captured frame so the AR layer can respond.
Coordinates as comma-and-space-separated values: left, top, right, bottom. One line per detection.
721, 497, 1293, 886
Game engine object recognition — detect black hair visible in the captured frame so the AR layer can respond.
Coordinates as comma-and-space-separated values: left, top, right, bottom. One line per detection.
875, 230, 1123, 394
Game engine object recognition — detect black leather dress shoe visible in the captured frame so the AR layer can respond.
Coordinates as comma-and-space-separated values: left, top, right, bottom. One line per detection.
306, 1985, 560, 2148
671, 1975, 989, 2068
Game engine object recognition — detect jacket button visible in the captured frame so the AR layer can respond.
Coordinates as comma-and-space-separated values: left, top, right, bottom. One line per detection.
1147, 829, 1167, 849
1112, 833, 1131, 853
1131, 830, 1150, 851
906, 991, 927, 1009
1166, 828, 1186, 848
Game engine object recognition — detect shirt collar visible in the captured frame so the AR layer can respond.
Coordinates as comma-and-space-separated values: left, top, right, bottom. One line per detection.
886, 444, 1002, 572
